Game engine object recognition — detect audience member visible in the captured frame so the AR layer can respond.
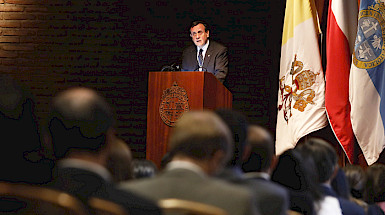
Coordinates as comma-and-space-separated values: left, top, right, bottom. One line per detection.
131, 159, 158, 179
215, 108, 288, 215
242, 124, 289, 215
120, 110, 258, 215
242, 125, 274, 174
272, 148, 322, 215
342, 165, 369, 212
0, 75, 53, 212
214, 108, 249, 182
364, 164, 385, 215
331, 168, 350, 200
47, 87, 161, 215
0, 74, 51, 184
106, 137, 133, 183
160, 151, 173, 170
343, 164, 366, 200
297, 137, 365, 215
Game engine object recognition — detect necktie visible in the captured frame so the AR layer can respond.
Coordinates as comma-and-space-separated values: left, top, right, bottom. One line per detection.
198, 49, 203, 68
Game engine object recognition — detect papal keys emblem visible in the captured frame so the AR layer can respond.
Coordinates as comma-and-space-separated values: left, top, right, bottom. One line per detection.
159, 82, 190, 127
278, 55, 319, 123
353, 1, 385, 69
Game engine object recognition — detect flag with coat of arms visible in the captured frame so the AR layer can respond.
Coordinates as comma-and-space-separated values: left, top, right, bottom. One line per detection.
276, 0, 328, 155
350, 0, 385, 165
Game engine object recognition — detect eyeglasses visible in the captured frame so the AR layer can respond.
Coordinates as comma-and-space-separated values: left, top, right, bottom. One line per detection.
190, 30, 205, 37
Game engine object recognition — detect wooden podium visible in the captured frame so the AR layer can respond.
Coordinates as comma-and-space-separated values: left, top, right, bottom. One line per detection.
146, 71, 232, 166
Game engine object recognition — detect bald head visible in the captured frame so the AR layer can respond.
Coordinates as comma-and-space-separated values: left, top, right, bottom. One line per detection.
248, 125, 273, 144
169, 110, 233, 163
48, 87, 114, 159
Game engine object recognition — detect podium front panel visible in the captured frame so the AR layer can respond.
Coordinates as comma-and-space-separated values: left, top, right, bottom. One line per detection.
146, 71, 232, 166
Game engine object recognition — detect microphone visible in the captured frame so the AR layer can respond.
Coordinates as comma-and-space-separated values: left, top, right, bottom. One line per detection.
194, 66, 207, 72
170, 63, 180, 71
161, 63, 181, 72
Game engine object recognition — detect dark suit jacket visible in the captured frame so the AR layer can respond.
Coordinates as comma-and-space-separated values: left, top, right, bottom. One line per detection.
50, 167, 162, 215
368, 204, 385, 215
120, 168, 257, 215
181, 40, 228, 83
320, 184, 365, 215
218, 167, 289, 215
245, 174, 289, 215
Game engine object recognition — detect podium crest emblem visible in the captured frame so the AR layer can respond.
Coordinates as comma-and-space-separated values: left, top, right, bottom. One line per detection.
159, 82, 190, 127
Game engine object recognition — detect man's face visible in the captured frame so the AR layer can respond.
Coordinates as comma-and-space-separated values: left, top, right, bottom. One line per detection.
190, 23, 209, 48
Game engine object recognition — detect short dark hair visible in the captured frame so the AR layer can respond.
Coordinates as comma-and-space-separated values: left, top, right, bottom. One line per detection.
272, 149, 313, 192
272, 148, 322, 203
343, 164, 366, 199
296, 137, 338, 183
48, 87, 114, 159
364, 164, 385, 203
190, 20, 210, 32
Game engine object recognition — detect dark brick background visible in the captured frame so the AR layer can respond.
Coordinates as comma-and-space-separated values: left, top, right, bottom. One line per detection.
0, 0, 286, 159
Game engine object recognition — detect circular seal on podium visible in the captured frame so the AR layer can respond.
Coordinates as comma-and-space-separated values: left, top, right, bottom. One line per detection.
159, 82, 190, 127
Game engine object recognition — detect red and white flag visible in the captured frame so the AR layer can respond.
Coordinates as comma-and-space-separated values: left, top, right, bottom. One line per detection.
325, 0, 358, 163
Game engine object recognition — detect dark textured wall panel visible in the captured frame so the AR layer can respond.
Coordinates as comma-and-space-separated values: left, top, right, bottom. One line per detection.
0, 0, 285, 159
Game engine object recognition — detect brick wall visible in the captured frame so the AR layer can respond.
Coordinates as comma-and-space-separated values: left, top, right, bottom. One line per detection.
0, 0, 284, 159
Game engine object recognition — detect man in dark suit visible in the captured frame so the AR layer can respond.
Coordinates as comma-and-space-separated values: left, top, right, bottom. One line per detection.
120, 110, 258, 215
0, 74, 52, 184
297, 138, 365, 215
47, 87, 161, 215
214, 109, 289, 215
0, 75, 53, 212
181, 20, 228, 83
214, 108, 249, 183
242, 125, 289, 215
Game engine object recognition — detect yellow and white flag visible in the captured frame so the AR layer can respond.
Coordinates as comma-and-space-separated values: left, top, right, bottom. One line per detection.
276, 0, 327, 155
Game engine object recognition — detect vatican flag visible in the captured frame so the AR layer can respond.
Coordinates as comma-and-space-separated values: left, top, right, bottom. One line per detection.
276, 0, 327, 155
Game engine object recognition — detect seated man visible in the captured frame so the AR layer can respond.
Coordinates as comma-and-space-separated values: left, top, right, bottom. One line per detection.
106, 137, 133, 183
120, 110, 258, 215
0, 74, 51, 184
47, 87, 161, 215
214, 109, 288, 215
242, 125, 289, 215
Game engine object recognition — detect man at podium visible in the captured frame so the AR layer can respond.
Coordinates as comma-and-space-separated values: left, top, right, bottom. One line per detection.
181, 20, 228, 83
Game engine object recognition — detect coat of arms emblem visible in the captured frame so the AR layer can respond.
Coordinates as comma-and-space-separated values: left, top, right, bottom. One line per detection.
278, 55, 319, 122
353, 1, 385, 69
159, 82, 190, 127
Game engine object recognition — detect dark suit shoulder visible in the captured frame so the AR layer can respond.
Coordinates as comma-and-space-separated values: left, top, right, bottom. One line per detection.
182, 44, 196, 53
50, 167, 162, 215
104, 186, 162, 215
320, 185, 365, 215
251, 179, 288, 195
338, 198, 365, 215
209, 40, 227, 49
368, 204, 385, 215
